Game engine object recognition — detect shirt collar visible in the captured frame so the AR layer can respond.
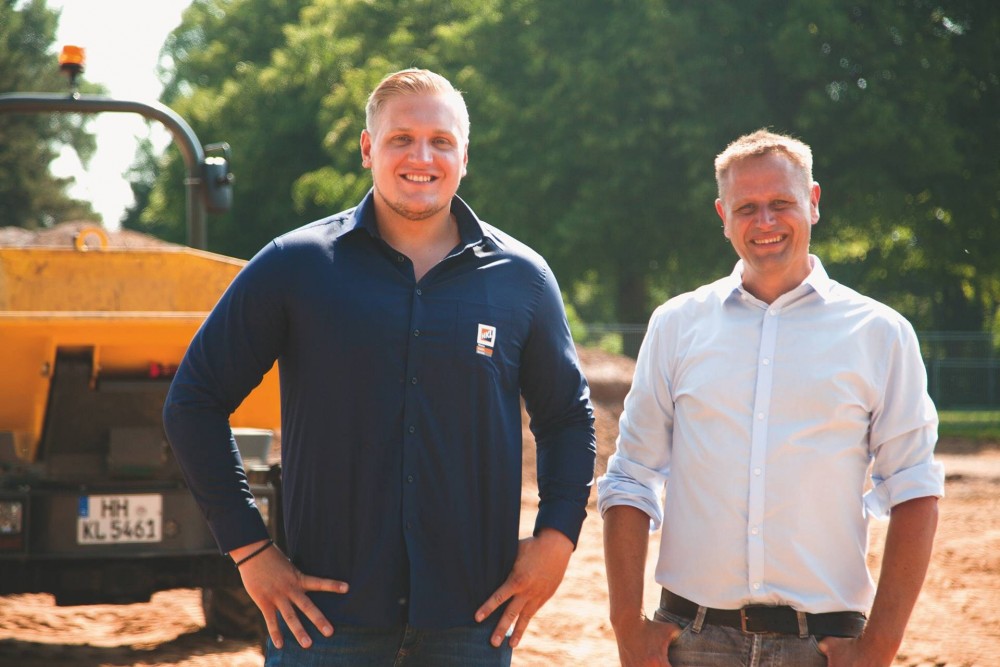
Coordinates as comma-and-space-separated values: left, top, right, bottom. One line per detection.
801, 255, 836, 301
718, 254, 836, 304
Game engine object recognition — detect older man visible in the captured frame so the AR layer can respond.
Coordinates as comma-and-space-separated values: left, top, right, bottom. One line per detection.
599, 129, 943, 667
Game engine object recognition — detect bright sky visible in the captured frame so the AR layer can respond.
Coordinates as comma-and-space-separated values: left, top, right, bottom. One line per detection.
46, 0, 193, 229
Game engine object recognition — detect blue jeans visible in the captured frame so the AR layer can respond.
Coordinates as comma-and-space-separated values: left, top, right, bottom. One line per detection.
655, 609, 829, 667
264, 618, 513, 667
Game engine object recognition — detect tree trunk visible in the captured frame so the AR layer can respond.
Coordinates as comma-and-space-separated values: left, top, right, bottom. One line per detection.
616, 270, 649, 358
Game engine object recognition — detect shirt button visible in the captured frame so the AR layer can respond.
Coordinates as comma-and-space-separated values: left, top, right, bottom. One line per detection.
753, 582, 762, 590
410, 377, 418, 385
754, 467, 762, 476
408, 425, 415, 434
405, 521, 411, 530
407, 475, 414, 483
751, 526, 759, 535
415, 288, 422, 296
413, 329, 420, 337
769, 309, 778, 316
762, 358, 770, 365
757, 412, 764, 420
396, 255, 404, 263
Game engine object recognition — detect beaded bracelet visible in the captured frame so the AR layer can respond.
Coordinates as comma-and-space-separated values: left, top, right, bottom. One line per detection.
234, 539, 273, 568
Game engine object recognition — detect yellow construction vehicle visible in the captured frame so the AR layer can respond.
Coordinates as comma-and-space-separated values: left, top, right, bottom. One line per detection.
0, 47, 281, 639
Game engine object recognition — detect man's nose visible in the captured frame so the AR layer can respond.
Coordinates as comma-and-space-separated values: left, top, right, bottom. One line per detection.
755, 207, 777, 227
409, 140, 433, 163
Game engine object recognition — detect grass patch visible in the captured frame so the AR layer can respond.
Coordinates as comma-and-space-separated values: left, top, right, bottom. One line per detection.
937, 410, 1000, 441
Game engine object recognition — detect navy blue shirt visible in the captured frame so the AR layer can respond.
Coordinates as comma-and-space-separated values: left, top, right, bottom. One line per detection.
163, 191, 595, 629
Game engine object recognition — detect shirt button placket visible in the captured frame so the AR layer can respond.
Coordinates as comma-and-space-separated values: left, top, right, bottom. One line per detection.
747, 304, 779, 599
401, 284, 424, 544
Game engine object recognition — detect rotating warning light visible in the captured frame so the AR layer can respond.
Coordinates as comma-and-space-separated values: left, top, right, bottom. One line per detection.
58, 45, 86, 87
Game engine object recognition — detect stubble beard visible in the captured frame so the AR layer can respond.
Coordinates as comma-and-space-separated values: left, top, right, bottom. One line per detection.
374, 185, 448, 222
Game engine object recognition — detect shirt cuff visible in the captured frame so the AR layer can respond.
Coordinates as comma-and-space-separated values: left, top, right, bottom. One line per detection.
863, 459, 946, 520
208, 505, 272, 555
534, 498, 588, 548
596, 475, 664, 531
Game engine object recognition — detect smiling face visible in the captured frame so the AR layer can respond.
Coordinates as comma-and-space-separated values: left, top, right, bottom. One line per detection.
715, 152, 821, 302
360, 92, 468, 226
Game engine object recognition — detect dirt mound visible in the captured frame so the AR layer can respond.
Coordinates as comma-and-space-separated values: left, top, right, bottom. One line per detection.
519, 346, 633, 494
0, 221, 175, 249
576, 346, 635, 408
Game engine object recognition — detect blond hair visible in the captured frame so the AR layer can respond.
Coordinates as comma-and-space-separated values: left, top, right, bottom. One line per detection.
714, 129, 813, 197
365, 68, 470, 141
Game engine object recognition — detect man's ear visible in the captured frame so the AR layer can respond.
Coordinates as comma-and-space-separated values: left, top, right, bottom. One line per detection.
715, 199, 730, 238
810, 182, 821, 225
360, 129, 372, 168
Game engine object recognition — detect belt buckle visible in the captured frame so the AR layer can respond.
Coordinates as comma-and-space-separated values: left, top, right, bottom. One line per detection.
739, 605, 767, 634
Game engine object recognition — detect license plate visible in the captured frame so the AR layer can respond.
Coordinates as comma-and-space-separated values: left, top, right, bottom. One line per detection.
77, 494, 162, 544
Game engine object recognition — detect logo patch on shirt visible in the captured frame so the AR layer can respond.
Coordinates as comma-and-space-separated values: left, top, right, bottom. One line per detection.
476, 324, 496, 357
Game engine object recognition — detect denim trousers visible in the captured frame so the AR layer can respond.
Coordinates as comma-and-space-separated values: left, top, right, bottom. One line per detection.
264, 617, 513, 667
655, 608, 831, 667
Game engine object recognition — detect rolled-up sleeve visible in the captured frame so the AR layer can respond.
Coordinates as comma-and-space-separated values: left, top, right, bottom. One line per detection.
863, 320, 945, 520
864, 458, 945, 519
597, 308, 673, 530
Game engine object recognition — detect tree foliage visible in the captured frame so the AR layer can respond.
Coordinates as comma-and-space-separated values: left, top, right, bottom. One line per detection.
788, 1, 1000, 332
130, 0, 999, 333
0, 0, 97, 228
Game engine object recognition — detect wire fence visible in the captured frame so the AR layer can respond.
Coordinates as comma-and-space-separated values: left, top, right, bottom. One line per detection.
920, 332, 999, 409
576, 325, 999, 410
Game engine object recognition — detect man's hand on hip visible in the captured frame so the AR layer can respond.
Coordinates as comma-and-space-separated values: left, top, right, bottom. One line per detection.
613, 616, 678, 667
818, 635, 895, 667
232, 539, 349, 650
474, 527, 574, 649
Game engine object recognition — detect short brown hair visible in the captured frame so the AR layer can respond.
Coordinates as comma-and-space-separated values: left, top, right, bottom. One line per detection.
365, 68, 470, 141
714, 129, 813, 197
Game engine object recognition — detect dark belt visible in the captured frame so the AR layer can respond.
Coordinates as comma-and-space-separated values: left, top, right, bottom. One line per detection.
659, 589, 865, 638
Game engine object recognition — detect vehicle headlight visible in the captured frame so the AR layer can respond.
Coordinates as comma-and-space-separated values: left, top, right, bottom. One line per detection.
0, 501, 23, 535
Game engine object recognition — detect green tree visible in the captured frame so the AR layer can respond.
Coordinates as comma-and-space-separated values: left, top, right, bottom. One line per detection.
119, 137, 161, 237
779, 1, 1000, 332
128, 0, 1000, 336
0, 0, 97, 229
125, 0, 316, 251
457, 0, 1000, 334
134, 0, 488, 258
455, 1, 721, 332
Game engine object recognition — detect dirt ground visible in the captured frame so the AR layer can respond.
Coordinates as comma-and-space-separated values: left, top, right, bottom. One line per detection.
0, 346, 997, 667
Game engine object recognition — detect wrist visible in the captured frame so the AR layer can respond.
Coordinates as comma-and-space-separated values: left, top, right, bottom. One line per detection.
855, 628, 902, 666
535, 527, 574, 552
610, 609, 648, 633
229, 538, 272, 565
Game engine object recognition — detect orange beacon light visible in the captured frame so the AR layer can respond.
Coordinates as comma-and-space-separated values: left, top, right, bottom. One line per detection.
58, 45, 86, 88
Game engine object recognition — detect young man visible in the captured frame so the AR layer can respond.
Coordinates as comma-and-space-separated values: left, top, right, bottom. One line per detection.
598, 129, 944, 666
164, 69, 596, 666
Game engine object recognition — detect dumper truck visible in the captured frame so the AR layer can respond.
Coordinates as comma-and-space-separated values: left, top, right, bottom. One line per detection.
0, 46, 281, 639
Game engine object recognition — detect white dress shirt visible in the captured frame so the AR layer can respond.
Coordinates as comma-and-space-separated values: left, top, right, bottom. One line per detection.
597, 256, 945, 614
